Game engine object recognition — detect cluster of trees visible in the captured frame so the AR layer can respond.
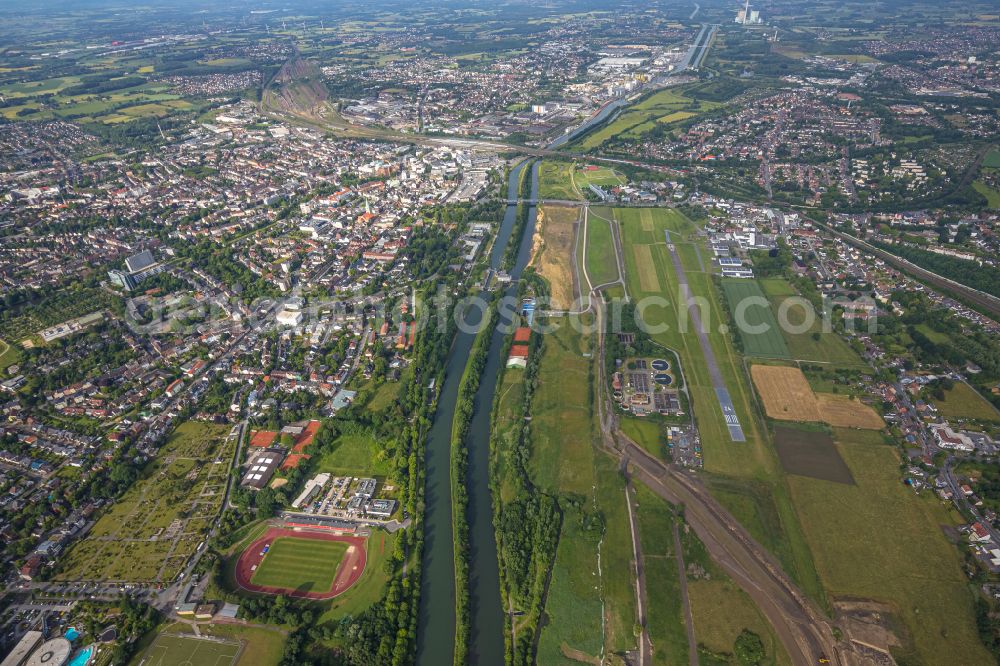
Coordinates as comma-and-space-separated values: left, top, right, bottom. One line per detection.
62, 74, 148, 97
871, 240, 1000, 300
896, 291, 1000, 380
749, 241, 793, 278
491, 316, 562, 665
74, 597, 159, 664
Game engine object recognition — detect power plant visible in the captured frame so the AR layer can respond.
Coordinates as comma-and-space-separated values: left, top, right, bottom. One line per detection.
735, 0, 763, 24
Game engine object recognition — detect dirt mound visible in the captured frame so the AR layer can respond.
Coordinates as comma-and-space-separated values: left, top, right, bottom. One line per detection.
264, 57, 329, 116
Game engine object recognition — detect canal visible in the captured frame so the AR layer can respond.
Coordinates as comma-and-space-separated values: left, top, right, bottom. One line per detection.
416, 159, 538, 666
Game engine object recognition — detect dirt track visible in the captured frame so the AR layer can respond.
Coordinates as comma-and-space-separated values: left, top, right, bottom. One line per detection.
234, 526, 367, 600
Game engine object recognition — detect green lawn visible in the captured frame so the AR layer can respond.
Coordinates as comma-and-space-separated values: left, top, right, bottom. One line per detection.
635, 485, 689, 666
933, 382, 1000, 422
721, 279, 790, 359
982, 149, 1000, 168
0, 338, 20, 371
621, 417, 664, 460
973, 181, 1000, 209
584, 208, 620, 287
250, 537, 347, 593
527, 316, 637, 655
761, 278, 868, 368
319, 531, 396, 621
311, 432, 390, 476
530, 317, 596, 497
575, 88, 709, 150
788, 428, 990, 664
538, 160, 582, 200
133, 632, 241, 666
535, 505, 605, 665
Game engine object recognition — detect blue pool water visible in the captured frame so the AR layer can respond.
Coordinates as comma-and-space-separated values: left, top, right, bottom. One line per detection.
65, 627, 80, 641
67, 645, 94, 666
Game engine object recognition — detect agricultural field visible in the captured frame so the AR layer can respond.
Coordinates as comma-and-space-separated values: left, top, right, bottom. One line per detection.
56, 421, 235, 582
250, 536, 348, 592
757, 278, 868, 368
584, 207, 620, 288
530, 204, 580, 310
932, 382, 1000, 422
720, 279, 790, 359
772, 425, 854, 484
133, 633, 241, 666
751, 365, 883, 429
788, 429, 990, 664
537, 160, 582, 200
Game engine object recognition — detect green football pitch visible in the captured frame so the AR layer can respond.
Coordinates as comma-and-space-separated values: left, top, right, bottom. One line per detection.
250, 536, 347, 592
140, 633, 241, 666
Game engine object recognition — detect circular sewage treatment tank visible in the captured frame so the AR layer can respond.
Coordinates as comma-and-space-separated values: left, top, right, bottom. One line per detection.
653, 373, 672, 385
651, 359, 669, 371
25, 637, 72, 666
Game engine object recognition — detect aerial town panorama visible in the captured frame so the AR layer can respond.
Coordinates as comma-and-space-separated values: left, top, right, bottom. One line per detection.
1, 0, 1000, 665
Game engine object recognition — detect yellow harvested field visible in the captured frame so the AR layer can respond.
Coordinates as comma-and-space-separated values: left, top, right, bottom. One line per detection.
655, 111, 695, 124
632, 244, 661, 293
531, 205, 579, 310
816, 394, 884, 429
751, 365, 883, 430
751, 365, 820, 421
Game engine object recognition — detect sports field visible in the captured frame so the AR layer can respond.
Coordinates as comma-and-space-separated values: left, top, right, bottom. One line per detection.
721, 279, 790, 359
139, 633, 241, 666
236, 527, 366, 599
251, 536, 347, 591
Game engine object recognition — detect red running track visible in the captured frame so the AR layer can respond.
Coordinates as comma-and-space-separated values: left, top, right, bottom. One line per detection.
234, 526, 367, 600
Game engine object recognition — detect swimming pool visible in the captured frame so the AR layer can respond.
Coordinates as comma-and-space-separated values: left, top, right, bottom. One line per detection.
65, 627, 80, 641
67, 645, 94, 666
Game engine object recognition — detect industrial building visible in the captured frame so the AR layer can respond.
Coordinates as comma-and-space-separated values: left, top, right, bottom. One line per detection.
241, 448, 284, 489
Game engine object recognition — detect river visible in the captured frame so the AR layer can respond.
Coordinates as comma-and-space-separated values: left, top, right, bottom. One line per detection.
416, 159, 538, 666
